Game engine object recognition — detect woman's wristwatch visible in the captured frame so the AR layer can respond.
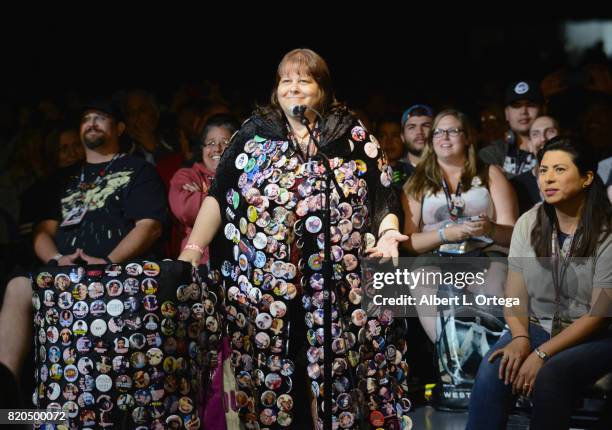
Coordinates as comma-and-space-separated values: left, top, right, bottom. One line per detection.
534, 348, 549, 361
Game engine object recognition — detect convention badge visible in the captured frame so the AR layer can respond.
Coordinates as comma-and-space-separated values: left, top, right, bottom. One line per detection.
244, 139, 258, 154
350, 214, 365, 232
270, 301, 287, 318
125, 263, 143, 276
78, 374, 95, 392
244, 157, 257, 173
49, 363, 63, 381
261, 390, 277, 407
130, 333, 146, 350
54, 273, 71, 291
355, 159, 368, 176
279, 172, 295, 189
87, 282, 104, 300
106, 299, 124, 317
143, 295, 159, 312
113, 355, 130, 372
255, 331, 270, 350
75, 336, 92, 354
120, 278, 138, 296
59, 310, 73, 328
255, 312, 272, 330
60, 205, 87, 227
364, 140, 379, 158
132, 406, 149, 424
264, 183, 280, 199
88, 319, 106, 337
59, 328, 72, 346
160, 301, 176, 319
274, 154, 287, 169
256, 211, 271, 228
43, 290, 56, 307
265, 372, 283, 391
126, 351, 147, 369
346, 272, 361, 289
235, 153, 249, 170
64, 364, 78, 382
305, 216, 322, 234
143, 261, 160, 277
89, 300, 106, 317
205, 315, 219, 333
104, 264, 121, 277
60, 400, 78, 420
247, 205, 258, 224
45, 326, 59, 343
77, 392, 95, 409
351, 309, 366, 327
253, 232, 267, 250
351, 126, 367, 142
224, 223, 237, 241
284, 282, 297, 300
63, 346, 77, 365
345, 255, 359, 276
372, 335, 386, 351
307, 363, 321, 380
133, 370, 150, 389
139, 278, 158, 295
108, 316, 125, 334
332, 338, 347, 355
311, 380, 320, 398
116, 393, 135, 412
114, 336, 129, 354
48, 345, 61, 363
307, 254, 322, 272
46, 382, 61, 401
239, 217, 248, 235
32, 292, 41, 311
103, 281, 123, 300
68, 267, 84, 283
254, 251, 267, 269
71, 283, 87, 300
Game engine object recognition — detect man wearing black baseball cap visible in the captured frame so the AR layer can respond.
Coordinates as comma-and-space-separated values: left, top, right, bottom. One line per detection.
479, 80, 543, 178
0, 96, 168, 385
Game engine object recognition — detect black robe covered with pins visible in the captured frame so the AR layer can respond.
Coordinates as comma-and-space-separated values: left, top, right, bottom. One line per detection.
204, 105, 411, 429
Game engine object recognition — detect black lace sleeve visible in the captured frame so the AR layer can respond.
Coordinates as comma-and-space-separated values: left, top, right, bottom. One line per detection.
346, 119, 401, 235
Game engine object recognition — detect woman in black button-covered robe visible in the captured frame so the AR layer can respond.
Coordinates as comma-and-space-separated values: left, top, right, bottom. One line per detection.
180, 48, 412, 430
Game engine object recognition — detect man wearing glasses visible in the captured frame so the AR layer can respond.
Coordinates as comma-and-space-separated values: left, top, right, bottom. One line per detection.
479, 80, 543, 178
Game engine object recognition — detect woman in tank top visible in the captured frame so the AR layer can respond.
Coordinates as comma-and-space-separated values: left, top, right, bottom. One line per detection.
400, 109, 518, 341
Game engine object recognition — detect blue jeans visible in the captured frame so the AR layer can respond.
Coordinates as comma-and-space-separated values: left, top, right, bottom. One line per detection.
466, 323, 612, 430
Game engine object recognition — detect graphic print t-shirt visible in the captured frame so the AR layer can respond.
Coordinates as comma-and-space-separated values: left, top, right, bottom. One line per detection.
39, 155, 167, 258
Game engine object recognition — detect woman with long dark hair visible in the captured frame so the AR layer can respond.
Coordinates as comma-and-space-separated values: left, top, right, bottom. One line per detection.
467, 136, 612, 430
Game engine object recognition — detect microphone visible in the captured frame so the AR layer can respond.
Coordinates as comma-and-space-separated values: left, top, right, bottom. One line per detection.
290, 105, 307, 118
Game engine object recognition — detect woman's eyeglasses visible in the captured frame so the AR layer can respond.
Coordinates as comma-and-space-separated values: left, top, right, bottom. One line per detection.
432, 128, 464, 139
201, 139, 230, 149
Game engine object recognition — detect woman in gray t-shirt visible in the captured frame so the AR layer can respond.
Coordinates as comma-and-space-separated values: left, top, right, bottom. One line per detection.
467, 136, 612, 430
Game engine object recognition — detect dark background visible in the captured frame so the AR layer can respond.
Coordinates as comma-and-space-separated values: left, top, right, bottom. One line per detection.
3, 15, 607, 115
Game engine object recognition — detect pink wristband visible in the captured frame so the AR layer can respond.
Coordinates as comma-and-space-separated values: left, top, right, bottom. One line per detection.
184, 243, 205, 255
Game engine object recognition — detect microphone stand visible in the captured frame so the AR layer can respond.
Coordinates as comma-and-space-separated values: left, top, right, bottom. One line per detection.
297, 108, 340, 430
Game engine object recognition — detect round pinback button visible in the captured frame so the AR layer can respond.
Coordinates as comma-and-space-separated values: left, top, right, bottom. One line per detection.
95, 374, 112, 393
106, 299, 124, 317
235, 153, 249, 170
90, 319, 107, 337
143, 261, 160, 277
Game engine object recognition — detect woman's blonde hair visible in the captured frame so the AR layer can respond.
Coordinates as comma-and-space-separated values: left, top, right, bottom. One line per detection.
404, 109, 487, 200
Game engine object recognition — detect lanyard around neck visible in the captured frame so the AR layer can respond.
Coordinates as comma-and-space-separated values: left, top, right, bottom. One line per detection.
551, 224, 579, 304
441, 178, 463, 221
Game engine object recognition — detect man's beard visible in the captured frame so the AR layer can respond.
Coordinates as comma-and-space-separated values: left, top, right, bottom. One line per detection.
407, 145, 423, 157
83, 133, 106, 149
